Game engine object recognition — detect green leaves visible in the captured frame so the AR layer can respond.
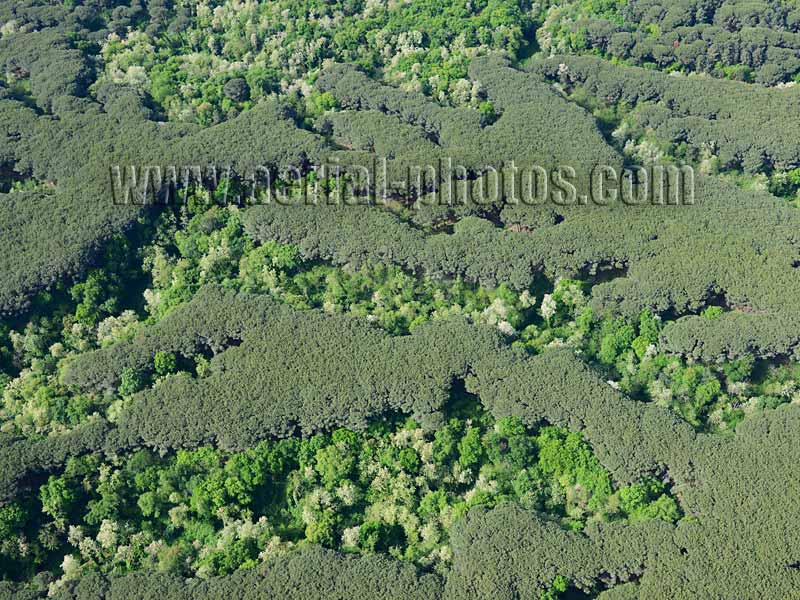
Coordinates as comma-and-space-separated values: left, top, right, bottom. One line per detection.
153, 351, 177, 376
20, 400, 682, 581
457, 426, 484, 470
535, 426, 612, 512
118, 367, 146, 397
40, 475, 77, 522
597, 318, 636, 366
358, 521, 405, 553
617, 478, 680, 524
540, 574, 570, 600
149, 59, 184, 105
314, 444, 357, 490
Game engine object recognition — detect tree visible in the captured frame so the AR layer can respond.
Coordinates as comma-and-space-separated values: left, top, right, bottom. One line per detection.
118, 367, 146, 397
40, 475, 77, 521
153, 351, 177, 376
358, 521, 405, 553
478, 101, 497, 125
306, 509, 339, 547
223, 77, 250, 102
458, 426, 484, 469
0, 503, 26, 539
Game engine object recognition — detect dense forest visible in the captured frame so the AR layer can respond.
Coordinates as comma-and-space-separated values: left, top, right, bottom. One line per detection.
1, 0, 800, 598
